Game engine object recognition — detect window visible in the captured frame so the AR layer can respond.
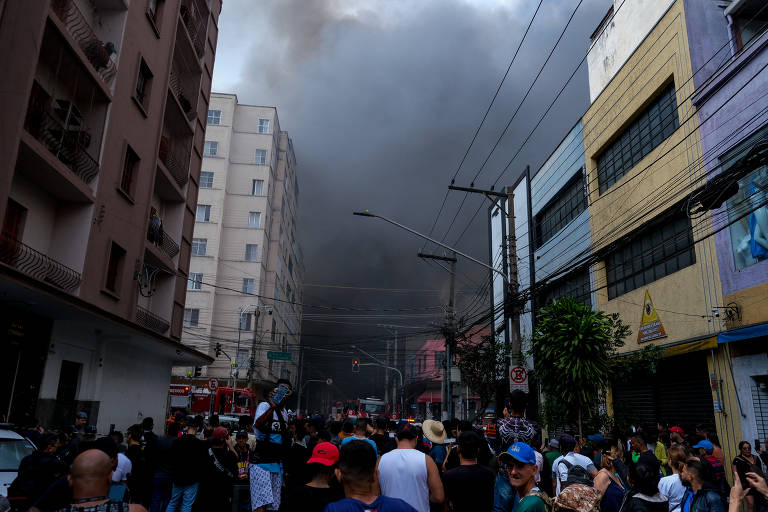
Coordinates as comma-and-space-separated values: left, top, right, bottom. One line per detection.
535, 268, 592, 313
120, 145, 140, 196
207, 109, 221, 125
239, 313, 252, 331
245, 244, 259, 262
187, 273, 203, 290
203, 141, 218, 157
534, 171, 587, 248
183, 308, 199, 327
258, 118, 270, 134
191, 238, 207, 256
248, 211, 261, 228
730, 0, 768, 51
242, 278, 255, 295
105, 242, 126, 294
135, 58, 153, 108
236, 348, 249, 367
605, 207, 695, 299
199, 171, 214, 188
251, 179, 264, 196
196, 204, 211, 222
596, 82, 679, 193
254, 149, 267, 165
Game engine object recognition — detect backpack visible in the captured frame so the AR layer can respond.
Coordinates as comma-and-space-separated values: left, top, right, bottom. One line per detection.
554, 484, 602, 512
559, 459, 594, 488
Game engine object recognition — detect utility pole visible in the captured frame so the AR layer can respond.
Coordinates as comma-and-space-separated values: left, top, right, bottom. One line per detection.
417, 251, 457, 420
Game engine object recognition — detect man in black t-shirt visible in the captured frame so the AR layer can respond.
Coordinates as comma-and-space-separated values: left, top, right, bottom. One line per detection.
442, 431, 496, 512
370, 417, 396, 456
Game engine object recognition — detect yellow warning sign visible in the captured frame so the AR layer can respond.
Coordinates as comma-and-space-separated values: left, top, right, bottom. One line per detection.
637, 290, 667, 343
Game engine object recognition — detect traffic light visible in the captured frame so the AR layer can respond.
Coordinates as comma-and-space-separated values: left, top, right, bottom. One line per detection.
352, 359, 359, 373
194, 367, 202, 377
215, 343, 222, 357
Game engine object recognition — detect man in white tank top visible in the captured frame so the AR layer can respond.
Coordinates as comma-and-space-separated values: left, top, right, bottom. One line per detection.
377, 423, 444, 512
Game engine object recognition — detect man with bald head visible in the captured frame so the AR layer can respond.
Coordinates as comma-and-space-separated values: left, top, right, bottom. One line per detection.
52, 449, 147, 512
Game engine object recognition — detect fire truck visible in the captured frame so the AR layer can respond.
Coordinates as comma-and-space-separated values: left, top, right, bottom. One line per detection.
343, 397, 399, 420
168, 385, 256, 418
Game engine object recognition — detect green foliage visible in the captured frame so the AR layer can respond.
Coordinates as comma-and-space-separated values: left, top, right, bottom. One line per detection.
609, 344, 664, 382
528, 298, 632, 433
454, 334, 510, 420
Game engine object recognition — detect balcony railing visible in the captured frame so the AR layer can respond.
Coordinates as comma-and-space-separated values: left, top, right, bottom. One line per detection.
51, 0, 118, 86
158, 136, 190, 188
147, 215, 180, 260
180, 0, 206, 58
136, 305, 170, 334
25, 103, 100, 184
168, 68, 197, 122
0, 233, 81, 292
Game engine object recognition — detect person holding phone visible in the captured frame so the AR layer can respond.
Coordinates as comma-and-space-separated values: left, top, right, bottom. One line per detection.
732, 441, 767, 512
250, 378, 293, 511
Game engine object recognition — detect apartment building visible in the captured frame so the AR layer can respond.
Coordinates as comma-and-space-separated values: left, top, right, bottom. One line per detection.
177, 93, 304, 397
0, 0, 222, 431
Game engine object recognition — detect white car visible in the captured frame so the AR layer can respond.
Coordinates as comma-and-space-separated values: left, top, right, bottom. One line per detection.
0, 430, 36, 497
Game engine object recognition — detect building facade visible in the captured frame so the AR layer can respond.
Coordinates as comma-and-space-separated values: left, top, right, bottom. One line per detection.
686, 0, 768, 454
177, 94, 304, 397
0, 0, 221, 432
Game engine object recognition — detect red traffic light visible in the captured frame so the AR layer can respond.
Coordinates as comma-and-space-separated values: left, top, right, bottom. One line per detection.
354, 360, 358, 364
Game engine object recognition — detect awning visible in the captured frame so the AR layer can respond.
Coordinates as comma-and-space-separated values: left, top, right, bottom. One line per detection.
417, 392, 441, 403
664, 336, 717, 356
717, 323, 768, 344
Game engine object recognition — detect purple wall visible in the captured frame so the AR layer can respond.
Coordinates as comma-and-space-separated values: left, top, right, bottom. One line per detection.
689, 15, 768, 296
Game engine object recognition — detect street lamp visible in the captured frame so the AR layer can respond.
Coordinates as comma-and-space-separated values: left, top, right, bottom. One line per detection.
353, 211, 508, 282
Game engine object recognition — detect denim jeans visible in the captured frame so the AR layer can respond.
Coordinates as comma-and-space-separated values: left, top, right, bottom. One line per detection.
493, 471, 519, 512
165, 482, 199, 512
150, 472, 173, 512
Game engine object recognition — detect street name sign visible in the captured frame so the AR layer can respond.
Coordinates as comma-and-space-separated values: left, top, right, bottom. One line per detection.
267, 351, 292, 361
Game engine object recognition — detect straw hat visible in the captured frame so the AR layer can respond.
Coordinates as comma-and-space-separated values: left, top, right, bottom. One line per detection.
422, 419, 447, 445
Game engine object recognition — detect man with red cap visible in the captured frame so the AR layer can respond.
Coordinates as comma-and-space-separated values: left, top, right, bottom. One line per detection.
283, 442, 344, 512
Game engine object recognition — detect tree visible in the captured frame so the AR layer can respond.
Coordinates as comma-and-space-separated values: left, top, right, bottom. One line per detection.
528, 297, 631, 437
454, 333, 511, 422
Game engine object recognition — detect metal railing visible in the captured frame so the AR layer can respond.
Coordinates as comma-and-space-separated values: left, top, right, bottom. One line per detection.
158, 136, 190, 188
51, 0, 118, 86
180, 0, 206, 58
136, 305, 170, 334
168, 68, 197, 122
0, 233, 81, 292
25, 107, 100, 184
147, 217, 180, 260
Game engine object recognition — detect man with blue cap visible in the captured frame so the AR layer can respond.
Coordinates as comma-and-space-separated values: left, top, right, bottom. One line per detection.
693, 440, 726, 488
498, 442, 551, 512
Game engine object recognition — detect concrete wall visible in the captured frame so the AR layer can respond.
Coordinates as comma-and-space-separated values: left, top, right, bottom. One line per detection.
583, 0, 723, 352
587, 0, 675, 102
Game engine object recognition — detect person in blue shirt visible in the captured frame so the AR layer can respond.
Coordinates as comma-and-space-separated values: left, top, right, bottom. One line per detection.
341, 418, 378, 456
324, 440, 417, 512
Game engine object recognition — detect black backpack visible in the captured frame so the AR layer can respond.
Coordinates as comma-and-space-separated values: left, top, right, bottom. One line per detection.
559, 459, 594, 488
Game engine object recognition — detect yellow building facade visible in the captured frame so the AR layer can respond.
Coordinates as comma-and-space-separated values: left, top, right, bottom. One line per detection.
583, 0, 745, 466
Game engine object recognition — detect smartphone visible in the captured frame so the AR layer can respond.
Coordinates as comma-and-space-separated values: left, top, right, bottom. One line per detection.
272, 383, 291, 404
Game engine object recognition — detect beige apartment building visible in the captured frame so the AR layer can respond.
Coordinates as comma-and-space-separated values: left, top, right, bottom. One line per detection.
0, 0, 221, 432
176, 93, 304, 396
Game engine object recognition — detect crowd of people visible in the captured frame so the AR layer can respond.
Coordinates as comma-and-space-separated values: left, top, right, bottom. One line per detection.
4, 386, 768, 512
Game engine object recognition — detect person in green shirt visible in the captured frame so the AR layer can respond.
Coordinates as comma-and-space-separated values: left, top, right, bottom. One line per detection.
499, 442, 551, 512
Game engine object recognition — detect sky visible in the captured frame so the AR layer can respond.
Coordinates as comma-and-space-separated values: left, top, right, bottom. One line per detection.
211, 0, 612, 407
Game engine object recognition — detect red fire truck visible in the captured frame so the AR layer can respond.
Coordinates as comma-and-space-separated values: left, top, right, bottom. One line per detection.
169, 385, 256, 418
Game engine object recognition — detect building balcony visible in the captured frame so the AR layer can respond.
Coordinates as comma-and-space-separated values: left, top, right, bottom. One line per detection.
136, 305, 170, 335
147, 215, 180, 260
168, 68, 197, 124
24, 97, 100, 185
179, 0, 208, 59
158, 134, 190, 188
0, 233, 81, 293
50, 0, 118, 88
